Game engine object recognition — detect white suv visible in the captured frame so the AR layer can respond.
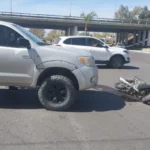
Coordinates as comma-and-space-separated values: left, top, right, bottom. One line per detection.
53, 36, 130, 69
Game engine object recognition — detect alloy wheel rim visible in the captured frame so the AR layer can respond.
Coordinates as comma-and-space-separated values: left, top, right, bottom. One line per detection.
45, 83, 67, 104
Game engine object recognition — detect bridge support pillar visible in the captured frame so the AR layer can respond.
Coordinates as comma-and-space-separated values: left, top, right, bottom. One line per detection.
65, 27, 70, 36
116, 33, 121, 43
121, 32, 125, 43
119, 33, 123, 43
70, 26, 78, 35
122, 33, 127, 44
137, 31, 142, 46
65, 26, 78, 36
133, 31, 136, 47
117, 33, 121, 43
116, 33, 119, 43
147, 30, 150, 46
142, 31, 146, 46
118, 33, 123, 43
120, 33, 123, 43
125, 32, 129, 45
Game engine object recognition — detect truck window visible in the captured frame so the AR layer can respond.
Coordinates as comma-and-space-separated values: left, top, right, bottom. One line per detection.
0, 26, 5, 46
0, 25, 23, 47
13, 24, 47, 46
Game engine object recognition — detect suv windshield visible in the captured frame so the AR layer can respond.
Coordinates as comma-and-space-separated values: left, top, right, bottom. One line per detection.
13, 24, 48, 46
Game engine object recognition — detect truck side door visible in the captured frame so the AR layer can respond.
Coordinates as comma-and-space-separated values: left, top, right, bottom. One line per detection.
0, 25, 35, 86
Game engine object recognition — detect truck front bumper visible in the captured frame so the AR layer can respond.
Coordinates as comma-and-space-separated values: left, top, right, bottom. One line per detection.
72, 66, 98, 90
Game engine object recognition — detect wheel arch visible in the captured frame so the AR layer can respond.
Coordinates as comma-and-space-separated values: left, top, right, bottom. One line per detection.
109, 54, 125, 63
36, 67, 79, 90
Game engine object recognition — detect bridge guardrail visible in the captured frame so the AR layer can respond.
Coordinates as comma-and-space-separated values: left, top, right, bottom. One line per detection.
0, 12, 150, 25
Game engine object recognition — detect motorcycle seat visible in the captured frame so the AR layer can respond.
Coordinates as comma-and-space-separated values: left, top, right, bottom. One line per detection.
138, 84, 150, 90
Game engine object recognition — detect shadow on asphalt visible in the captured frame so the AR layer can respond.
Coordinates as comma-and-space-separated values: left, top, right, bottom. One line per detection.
97, 65, 139, 70
70, 85, 126, 112
0, 89, 42, 109
0, 85, 126, 112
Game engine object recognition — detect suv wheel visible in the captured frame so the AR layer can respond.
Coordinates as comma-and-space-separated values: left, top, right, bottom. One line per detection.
38, 75, 76, 111
108, 55, 124, 69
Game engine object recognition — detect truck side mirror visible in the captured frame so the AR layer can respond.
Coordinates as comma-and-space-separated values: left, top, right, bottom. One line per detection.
17, 37, 31, 49
103, 45, 109, 49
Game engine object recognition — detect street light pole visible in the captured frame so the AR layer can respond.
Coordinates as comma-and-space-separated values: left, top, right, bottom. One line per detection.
70, 2, 73, 16
10, 0, 12, 14
70, 1, 75, 16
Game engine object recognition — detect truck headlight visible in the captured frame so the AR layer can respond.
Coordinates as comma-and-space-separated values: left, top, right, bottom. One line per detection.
78, 56, 96, 67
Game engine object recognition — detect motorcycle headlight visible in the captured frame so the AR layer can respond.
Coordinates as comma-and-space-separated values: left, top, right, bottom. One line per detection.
78, 56, 96, 67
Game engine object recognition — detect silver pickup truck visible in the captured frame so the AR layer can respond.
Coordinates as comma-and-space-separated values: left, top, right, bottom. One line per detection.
0, 21, 98, 111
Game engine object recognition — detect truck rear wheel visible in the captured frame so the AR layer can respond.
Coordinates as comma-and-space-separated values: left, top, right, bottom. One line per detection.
38, 75, 76, 111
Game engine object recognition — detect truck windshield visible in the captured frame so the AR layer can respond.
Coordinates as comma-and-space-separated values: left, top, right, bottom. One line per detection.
13, 24, 48, 46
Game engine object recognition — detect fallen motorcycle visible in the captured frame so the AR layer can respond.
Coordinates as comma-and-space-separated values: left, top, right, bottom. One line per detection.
115, 76, 150, 104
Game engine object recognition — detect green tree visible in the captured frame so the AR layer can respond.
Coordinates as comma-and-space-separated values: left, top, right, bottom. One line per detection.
115, 5, 150, 21
115, 5, 132, 20
131, 6, 143, 19
29, 28, 45, 39
139, 6, 150, 20
80, 11, 97, 35
45, 30, 64, 42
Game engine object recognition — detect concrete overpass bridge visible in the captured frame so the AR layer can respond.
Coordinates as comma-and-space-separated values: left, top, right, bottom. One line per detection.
0, 12, 150, 47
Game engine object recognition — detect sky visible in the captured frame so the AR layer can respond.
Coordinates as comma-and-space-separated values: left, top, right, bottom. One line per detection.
0, 0, 150, 18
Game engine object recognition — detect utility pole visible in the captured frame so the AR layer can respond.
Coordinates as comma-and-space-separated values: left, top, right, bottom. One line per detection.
70, 2, 72, 16
70, 1, 75, 16
10, 0, 12, 14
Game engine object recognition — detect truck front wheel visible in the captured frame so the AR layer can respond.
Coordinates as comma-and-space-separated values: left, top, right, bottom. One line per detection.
38, 75, 76, 111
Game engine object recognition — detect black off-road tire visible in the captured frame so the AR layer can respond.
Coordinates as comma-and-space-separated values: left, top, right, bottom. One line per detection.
108, 55, 124, 69
38, 75, 76, 111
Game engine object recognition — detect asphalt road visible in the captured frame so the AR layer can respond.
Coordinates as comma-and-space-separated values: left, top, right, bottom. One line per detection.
0, 51, 150, 150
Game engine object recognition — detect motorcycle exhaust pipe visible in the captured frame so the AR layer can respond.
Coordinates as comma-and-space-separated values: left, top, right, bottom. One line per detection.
142, 94, 150, 102
119, 77, 133, 87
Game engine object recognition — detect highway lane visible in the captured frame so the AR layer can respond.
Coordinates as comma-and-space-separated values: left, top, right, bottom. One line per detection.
0, 51, 150, 150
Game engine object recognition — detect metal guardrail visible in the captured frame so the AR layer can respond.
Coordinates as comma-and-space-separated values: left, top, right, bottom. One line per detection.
0, 12, 150, 25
